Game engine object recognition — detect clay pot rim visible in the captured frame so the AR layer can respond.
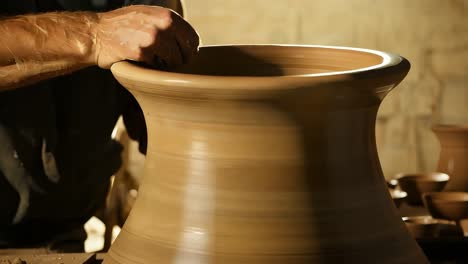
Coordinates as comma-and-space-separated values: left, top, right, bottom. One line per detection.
402, 216, 441, 225
423, 192, 468, 202
432, 124, 468, 132
395, 172, 450, 182
111, 44, 409, 98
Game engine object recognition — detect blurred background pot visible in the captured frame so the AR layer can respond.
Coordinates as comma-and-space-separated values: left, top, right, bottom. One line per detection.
423, 192, 468, 226
402, 216, 441, 238
396, 172, 449, 206
390, 189, 407, 208
432, 125, 468, 192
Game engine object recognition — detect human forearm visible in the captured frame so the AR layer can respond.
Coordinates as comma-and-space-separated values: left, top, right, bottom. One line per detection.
0, 5, 199, 91
0, 12, 98, 90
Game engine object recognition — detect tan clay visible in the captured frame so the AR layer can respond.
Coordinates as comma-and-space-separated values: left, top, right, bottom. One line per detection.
433, 125, 468, 192
104, 45, 427, 263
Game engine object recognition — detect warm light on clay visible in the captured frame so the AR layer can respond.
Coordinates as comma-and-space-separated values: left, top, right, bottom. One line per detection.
104, 45, 427, 264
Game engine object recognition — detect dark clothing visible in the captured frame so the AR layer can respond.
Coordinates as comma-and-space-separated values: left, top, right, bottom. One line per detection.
0, 0, 148, 247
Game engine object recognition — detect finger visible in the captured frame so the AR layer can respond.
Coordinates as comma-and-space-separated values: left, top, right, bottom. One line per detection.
168, 12, 200, 63
157, 30, 184, 67
142, 29, 183, 68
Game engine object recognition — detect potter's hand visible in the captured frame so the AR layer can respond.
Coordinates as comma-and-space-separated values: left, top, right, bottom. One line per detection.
0, 5, 198, 91
94, 5, 199, 69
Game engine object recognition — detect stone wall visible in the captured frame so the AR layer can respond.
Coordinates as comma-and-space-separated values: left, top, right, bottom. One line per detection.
184, 0, 468, 179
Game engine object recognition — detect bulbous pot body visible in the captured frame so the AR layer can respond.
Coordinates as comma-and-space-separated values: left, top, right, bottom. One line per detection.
105, 45, 427, 263
433, 125, 468, 192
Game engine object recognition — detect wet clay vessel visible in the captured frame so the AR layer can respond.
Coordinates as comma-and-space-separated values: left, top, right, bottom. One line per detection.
433, 125, 468, 192
396, 172, 449, 206
105, 45, 427, 263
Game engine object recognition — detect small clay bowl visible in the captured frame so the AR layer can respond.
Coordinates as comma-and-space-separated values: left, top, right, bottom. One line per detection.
402, 216, 441, 238
396, 172, 449, 206
422, 192, 468, 224
390, 189, 407, 208
387, 179, 398, 189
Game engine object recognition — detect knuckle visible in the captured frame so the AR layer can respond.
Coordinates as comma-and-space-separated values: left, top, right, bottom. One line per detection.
158, 10, 174, 29
133, 49, 146, 61
135, 28, 158, 47
143, 32, 158, 47
148, 28, 158, 39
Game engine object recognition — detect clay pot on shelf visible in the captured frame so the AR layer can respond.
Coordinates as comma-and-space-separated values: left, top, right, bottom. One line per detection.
395, 173, 449, 206
105, 45, 427, 263
432, 125, 468, 192
402, 216, 441, 238
390, 189, 407, 208
387, 179, 399, 189
423, 192, 468, 227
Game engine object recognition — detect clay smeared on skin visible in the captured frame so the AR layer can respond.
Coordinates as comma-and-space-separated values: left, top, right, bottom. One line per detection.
93, 8, 165, 67
93, 5, 199, 68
